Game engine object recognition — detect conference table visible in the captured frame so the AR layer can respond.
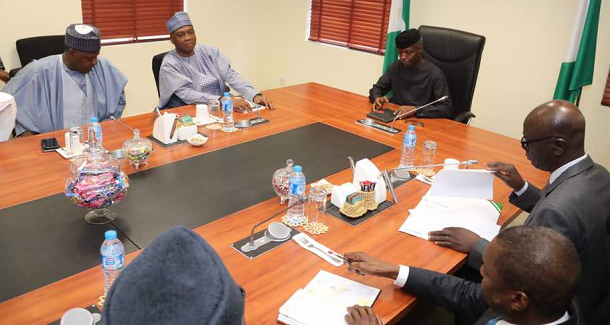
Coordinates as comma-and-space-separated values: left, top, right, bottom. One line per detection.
0, 83, 547, 324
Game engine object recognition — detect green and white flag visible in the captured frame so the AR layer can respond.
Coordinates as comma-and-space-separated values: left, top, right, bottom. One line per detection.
382, 0, 410, 73
553, 0, 601, 103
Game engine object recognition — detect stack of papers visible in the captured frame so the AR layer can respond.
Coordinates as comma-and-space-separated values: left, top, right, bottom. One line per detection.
278, 270, 380, 325
399, 169, 501, 241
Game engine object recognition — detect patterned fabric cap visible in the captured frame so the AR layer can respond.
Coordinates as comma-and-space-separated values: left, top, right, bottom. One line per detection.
167, 11, 193, 34
65, 24, 101, 53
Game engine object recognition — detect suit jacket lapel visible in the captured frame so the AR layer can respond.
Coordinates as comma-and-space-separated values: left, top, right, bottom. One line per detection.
543, 156, 593, 197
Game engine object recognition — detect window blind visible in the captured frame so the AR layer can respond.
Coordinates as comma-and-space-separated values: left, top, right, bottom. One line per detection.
309, 0, 391, 55
82, 0, 184, 43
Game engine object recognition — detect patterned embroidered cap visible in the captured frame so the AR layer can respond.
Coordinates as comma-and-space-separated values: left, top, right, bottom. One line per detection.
167, 11, 193, 34
65, 24, 101, 53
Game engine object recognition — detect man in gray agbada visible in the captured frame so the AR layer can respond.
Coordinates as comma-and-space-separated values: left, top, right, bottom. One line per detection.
158, 12, 274, 111
3, 24, 127, 136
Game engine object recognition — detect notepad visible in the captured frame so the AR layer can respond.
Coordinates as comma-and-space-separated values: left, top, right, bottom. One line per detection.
278, 270, 380, 325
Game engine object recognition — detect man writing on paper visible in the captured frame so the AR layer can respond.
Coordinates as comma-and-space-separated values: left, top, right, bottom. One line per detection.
3, 24, 127, 136
368, 29, 452, 119
158, 12, 275, 111
428, 100, 610, 324
345, 226, 583, 325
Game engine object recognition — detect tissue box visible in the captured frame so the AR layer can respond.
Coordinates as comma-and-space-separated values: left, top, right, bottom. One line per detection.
177, 124, 197, 140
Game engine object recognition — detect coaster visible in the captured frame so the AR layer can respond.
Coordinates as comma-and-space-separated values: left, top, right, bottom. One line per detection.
231, 226, 300, 259
304, 222, 329, 235
282, 215, 307, 227
147, 132, 205, 148
327, 200, 394, 226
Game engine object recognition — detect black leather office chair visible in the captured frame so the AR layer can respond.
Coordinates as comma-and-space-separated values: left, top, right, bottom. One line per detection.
10, 35, 66, 77
152, 52, 169, 97
418, 26, 485, 124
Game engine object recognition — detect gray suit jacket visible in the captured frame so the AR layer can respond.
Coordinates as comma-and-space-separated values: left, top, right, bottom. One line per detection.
405, 267, 584, 325
467, 156, 610, 324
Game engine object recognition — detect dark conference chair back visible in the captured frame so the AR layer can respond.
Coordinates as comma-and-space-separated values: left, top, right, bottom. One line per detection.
418, 26, 485, 124
152, 52, 169, 97
16, 35, 66, 67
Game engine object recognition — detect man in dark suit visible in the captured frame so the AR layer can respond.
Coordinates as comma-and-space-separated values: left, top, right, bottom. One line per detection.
345, 226, 583, 325
427, 100, 610, 324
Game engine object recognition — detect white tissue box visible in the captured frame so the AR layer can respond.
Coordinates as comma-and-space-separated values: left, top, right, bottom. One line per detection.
352, 158, 387, 204
177, 124, 197, 140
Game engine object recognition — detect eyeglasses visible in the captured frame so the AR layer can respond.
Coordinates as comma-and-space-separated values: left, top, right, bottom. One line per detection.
520, 136, 565, 150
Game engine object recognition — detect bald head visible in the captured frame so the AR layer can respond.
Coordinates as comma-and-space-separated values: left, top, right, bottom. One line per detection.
522, 100, 586, 171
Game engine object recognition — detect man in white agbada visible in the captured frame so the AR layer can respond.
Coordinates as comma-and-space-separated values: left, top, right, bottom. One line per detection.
158, 12, 274, 111
3, 24, 127, 136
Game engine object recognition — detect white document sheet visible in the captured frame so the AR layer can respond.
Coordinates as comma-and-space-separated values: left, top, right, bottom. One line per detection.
279, 270, 380, 325
429, 169, 495, 200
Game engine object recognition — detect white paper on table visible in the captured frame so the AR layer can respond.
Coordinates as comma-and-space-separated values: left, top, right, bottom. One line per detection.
429, 169, 495, 200
278, 270, 380, 325
399, 199, 501, 242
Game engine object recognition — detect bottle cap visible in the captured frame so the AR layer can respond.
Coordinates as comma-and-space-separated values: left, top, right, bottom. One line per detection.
105, 230, 117, 240
223, 92, 231, 97
90, 117, 99, 122
293, 165, 302, 172
408, 125, 415, 131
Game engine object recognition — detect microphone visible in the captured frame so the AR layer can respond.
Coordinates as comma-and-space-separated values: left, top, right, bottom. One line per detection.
390, 96, 449, 131
243, 196, 306, 251
391, 159, 478, 173
110, 116, 134, 131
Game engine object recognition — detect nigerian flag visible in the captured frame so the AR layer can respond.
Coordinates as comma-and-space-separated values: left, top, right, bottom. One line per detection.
382, 0, 410, 73
553, 0, 601, 103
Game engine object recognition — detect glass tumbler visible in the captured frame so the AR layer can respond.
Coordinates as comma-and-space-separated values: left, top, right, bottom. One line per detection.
421, 140, 437, 175
208, 99, 221, 121
307, 187, 327, 231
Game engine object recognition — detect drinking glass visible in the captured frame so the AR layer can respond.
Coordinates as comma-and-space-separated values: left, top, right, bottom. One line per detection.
421, 140, 437, 175
307, 187, 327, 233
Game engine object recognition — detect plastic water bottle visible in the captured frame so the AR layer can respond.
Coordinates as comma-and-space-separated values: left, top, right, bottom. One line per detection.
400, 125, 417, 167
88, 117, 103, 148
221, 92, 236, 132
287, 165, 306, 223
101, 230, 124, 297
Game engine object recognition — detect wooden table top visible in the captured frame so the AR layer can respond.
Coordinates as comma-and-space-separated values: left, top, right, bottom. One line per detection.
0, 83, 547, 324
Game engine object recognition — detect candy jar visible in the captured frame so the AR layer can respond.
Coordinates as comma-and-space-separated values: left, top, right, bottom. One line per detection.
272, 159, 294, 205
65, 146, 129, 224
123, 129, 152, 169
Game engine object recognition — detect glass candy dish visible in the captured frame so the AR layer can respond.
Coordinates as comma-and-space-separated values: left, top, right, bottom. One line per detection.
272, 159, 294, 205
123, 129, 152, 169
65, 146, 129, 224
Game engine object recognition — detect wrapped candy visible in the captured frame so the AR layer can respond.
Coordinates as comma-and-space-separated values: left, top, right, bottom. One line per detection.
65, 146, 129, 224
122, 129, 152, 169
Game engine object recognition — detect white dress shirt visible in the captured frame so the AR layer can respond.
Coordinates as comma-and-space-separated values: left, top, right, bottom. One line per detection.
393, 265, 570, 324
514, 154, 588, 196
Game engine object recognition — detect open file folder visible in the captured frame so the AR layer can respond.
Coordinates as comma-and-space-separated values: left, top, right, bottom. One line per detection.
278, 270, 380, 325
400, 169, 501, 241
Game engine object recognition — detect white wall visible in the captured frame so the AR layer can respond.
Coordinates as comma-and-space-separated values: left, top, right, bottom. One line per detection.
261, 0, 610, 167
0, 0, 266, 117
1, 0, 609, 167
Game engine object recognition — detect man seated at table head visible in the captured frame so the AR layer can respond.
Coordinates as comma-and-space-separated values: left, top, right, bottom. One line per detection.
428, 99, 610, 324
368, 28, 453, 119
345, 226, 583, 325
158, 12, 274, 112
3, 24, 127, 137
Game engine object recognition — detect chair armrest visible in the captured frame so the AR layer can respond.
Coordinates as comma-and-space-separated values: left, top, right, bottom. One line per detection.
454, 111, 476, 124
